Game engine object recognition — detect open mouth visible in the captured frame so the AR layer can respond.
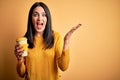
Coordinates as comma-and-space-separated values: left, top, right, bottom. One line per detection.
37, 22, 43, 26
36, 22, 44, 30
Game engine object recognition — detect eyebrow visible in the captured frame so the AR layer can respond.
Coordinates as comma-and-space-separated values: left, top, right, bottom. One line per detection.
33, 11, 38, 14
33, 11, 46, 14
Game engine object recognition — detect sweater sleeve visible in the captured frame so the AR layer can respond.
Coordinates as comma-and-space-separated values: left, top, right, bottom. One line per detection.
16, 60, 26, 77
55, 32, 70, 71
57, 49, 70, 71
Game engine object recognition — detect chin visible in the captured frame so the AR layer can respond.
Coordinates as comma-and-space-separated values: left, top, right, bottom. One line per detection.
36, 29, 44, 33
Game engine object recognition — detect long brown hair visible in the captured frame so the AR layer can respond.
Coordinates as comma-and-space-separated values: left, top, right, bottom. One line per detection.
24, 2, 54, 49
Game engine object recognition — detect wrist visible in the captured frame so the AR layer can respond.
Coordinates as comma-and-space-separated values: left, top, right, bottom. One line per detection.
17, 57, 24, 63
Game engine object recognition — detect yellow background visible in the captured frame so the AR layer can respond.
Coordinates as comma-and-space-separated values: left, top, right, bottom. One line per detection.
0, 0, 120, 80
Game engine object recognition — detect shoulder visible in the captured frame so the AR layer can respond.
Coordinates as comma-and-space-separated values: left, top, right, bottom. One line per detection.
53, 31, 63, 41
53, 31, 61, 38
53, 31, 64, 48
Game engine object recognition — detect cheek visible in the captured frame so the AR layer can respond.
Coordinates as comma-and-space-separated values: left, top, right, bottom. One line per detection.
45, 17, 47, 21
32, 17, 36, 26
44, 18, 47, 24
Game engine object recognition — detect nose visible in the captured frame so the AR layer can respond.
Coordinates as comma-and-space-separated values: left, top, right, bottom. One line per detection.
38, 14, 43, 21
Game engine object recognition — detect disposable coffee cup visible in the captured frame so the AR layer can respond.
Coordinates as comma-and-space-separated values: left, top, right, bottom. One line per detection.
16, 37, 28, 56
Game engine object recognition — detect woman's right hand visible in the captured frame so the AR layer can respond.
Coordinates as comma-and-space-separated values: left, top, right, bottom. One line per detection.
14, 43, 24, 62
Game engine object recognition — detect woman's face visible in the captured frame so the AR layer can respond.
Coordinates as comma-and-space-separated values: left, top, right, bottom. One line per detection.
32, 6, 47, 36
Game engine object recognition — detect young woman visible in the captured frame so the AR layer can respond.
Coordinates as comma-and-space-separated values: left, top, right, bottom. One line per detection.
14, 2, 81, 80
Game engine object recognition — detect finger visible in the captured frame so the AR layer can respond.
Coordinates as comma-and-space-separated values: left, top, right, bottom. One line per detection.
77, 24, 82, 27
18, 51, 24, 56
15, 51, 24, 59
14, 49, 23, 57
65, 24, 81, 38
68, 28, 75, 35
16, 45, 23, 50
73, 24, 81, 30
15, 43, 23, 50
14, 45, 24, 57
15, 49, 24, 57
15, 45, 23, 52
64, 24, 82, 40
17, 55, 22, 61
64, 32, 73, 40
70, 24, 81, 33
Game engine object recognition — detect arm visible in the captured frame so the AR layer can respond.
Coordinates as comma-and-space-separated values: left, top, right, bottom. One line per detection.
14, 44, 26, 77
57, 24, 81, 71
16, 58, 26, 77
57, 49, 70, 71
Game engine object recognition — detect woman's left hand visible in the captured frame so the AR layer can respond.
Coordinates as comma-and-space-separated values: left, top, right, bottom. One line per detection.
63, 24, 81, 50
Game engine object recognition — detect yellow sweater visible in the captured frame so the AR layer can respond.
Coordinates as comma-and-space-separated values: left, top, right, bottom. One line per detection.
17, 31, 69, 80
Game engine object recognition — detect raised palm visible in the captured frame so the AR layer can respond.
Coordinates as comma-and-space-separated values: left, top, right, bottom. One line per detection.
63, 24, 81, 50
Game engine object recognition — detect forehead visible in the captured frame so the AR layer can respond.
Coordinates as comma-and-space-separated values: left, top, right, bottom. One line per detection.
33, 6, 45, 13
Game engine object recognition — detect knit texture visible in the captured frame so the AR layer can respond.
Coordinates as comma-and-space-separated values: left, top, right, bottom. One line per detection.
17, 31, 69, 80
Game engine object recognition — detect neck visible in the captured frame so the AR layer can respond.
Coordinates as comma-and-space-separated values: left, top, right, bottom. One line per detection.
35, 32, 43, 37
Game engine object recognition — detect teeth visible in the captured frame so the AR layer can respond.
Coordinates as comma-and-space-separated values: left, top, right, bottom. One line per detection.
37, 23, 43, 25
37, 22, 43, 25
